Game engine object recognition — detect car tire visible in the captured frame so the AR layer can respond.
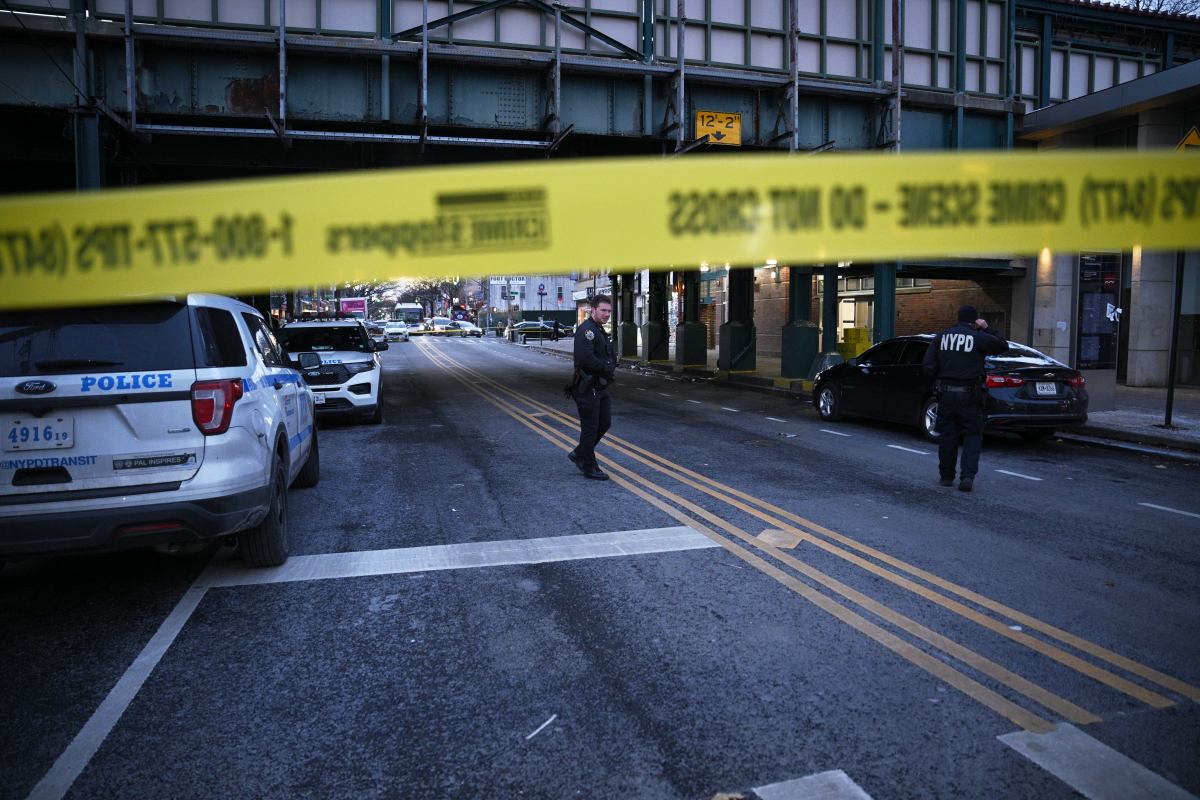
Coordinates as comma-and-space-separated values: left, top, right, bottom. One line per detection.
367, 402, 383, 425
240, 453, 289, 567
816, 383, 842, 422
920, 397, 941, 442
1020, 429, 1054, 442
293, 428, 320, 488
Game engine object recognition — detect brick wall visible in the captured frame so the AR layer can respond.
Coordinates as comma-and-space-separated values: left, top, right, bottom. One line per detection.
754, 271, 790, 358
895, 277, 1013, 338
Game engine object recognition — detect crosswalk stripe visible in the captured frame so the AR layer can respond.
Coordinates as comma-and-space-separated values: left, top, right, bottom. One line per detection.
754, 770, 874, 800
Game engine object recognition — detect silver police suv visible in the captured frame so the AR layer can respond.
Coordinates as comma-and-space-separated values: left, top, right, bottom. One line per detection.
0, 294, 318, 567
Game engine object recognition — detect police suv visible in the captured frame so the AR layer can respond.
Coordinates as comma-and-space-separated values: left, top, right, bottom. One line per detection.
0, 295, 318, 567
279, 317, 386, 424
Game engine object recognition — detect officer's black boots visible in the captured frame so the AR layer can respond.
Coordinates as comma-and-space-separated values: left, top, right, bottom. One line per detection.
583, 466, 609, 481
939, 477, 955, 487
958, 478, 974, 492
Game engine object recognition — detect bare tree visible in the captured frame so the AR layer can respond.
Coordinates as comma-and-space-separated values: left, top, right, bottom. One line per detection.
1117, 0, 1200, 16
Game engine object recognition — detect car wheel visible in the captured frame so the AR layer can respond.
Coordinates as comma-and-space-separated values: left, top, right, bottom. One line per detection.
240, 453, 289, 567
816, 383, 842, 422
1020, 429, 1054, 442
367, 402, 383, 425
921, 397, 941, 442
293, 428, 320, 488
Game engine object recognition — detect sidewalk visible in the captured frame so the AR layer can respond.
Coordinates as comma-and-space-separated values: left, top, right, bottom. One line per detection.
514, 336, 1200, 457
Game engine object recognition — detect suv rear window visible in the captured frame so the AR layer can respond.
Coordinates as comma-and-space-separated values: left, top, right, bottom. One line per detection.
986, 342, 1065, 369
194, 307, 248, 368
279, 326, 372, 353
0, 303, 196, 378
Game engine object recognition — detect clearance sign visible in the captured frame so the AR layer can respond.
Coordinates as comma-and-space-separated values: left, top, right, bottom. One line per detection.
1, 150, 1198, 310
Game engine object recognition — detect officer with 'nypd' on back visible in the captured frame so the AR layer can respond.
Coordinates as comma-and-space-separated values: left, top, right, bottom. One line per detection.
567, 295, 616, 481
921, 305, 1007, 493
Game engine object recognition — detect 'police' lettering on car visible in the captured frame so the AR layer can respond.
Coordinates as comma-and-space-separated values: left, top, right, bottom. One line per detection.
80, 372, 174, 392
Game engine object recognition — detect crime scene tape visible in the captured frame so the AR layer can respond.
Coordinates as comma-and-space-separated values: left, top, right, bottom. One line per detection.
1, 150, 1198, 310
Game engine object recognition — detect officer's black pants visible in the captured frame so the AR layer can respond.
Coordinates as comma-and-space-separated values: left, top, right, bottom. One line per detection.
574, 389, 611, 468
935, 391, 984, 479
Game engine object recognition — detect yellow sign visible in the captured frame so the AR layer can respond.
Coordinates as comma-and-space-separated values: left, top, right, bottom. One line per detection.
695, 111, 742, 146
2, 151, 1200, 310
1179, 127, 1200, 151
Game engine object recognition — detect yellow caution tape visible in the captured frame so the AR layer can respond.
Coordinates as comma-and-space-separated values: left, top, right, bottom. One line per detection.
1, 150, 1198, 310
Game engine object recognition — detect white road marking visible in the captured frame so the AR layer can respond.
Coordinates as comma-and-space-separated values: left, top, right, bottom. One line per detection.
766, 416, 788, 423
28, 583, 211, 800
525, 714, 558, 741
687, 399, 703, 404
999, 724, 1198, 800
995, 469, 1042, 481
887, 445, 931, 455
721, 407, 740, 412
32, 527, 715, 800
820, 429, 852, 437
755, 769, 874, 800
1138, 502, 1200, 520
658, 392, 672, 397
204, 526, 717, 588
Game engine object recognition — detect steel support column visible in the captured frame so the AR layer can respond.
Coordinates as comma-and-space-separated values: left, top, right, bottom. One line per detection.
380, 0, 392, 121
124, 0, 136, 130
891, 0, 902, 152
419, 0, 429, 146
1038, 13, 1052, 109
781, 267, 818, 378
821, 264, 839, 353
788, 0, 799, 151
676, 270, 707, 367
872, 263, 896, 342
718, 268, 755, 372
641, 270, 670, 362
278, 0, 287, 125
617, 273, 638, 358
642, 0, 654, 136
72, 0, 101, 189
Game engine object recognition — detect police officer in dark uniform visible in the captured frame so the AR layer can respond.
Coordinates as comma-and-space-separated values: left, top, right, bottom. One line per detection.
921, 305, 1008, 492
568, 295, 616, 480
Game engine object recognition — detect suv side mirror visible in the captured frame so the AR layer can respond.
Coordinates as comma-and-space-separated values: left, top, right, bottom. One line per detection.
846, 357, 859, 367
297, 352, 321, 370
374, 340, 389, 351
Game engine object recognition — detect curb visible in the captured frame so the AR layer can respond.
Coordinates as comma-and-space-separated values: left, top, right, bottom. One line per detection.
513, 340, 1198, 458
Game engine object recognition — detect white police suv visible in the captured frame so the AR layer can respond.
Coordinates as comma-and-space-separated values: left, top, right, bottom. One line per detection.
279, 318, 386, 424
0, 294, 318, 567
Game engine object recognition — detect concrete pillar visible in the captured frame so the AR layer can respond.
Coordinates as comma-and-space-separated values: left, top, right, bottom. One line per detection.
1128, 247, 1176, 386
675, 270, 707, 367
617, 273, 638, 358
718, 267, 756, 372
1031, 250, 1074, 366
641, 271, 670, 361
72, 0, 102, 190
872, 263, 897, 342
780, 267, 818, 378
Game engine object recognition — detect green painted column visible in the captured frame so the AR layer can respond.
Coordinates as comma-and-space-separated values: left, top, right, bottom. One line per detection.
718, 267, 756, 372
821, 264, 839, 353
676, 269, 707, 367
780, 266, 818, 378
617, 273, 638, 358
641, 271, 670, 361
872, 263, 897, 342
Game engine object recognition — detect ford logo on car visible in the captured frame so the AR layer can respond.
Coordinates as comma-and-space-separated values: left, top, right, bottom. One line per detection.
16, 380, 56, 395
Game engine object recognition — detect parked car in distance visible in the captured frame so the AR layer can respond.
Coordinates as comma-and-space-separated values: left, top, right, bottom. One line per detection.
509, 320, 573, 340
447, 321, 484, 337
384, 320, 410, 342
812, 335, 1088, 442
0, 294, 318, 567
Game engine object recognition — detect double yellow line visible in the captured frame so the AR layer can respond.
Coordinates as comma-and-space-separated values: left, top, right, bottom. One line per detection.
416, 338, 1199, 733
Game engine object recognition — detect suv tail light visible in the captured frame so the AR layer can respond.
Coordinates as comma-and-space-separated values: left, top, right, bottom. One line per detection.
192, 379, 244, 435
986, 374, 1026, 388
1065, 374, 1086, 388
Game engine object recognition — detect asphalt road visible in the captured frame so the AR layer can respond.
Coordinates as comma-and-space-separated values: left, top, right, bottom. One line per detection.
2, 336, 1197, 800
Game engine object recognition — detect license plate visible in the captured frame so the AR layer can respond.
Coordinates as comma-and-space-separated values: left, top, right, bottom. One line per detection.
1035, 381, 1057, 396
3, 416, 75, 452
313, 393, 325, 405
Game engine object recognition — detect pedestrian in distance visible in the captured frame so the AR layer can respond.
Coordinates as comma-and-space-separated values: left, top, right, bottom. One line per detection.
566, 296, 616, 481
921, 305, 1008, 492
552, 320, 563, 342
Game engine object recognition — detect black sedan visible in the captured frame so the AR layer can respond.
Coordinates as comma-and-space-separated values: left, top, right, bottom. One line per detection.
510, 321, 573, 340
812, 335, 1089, 441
